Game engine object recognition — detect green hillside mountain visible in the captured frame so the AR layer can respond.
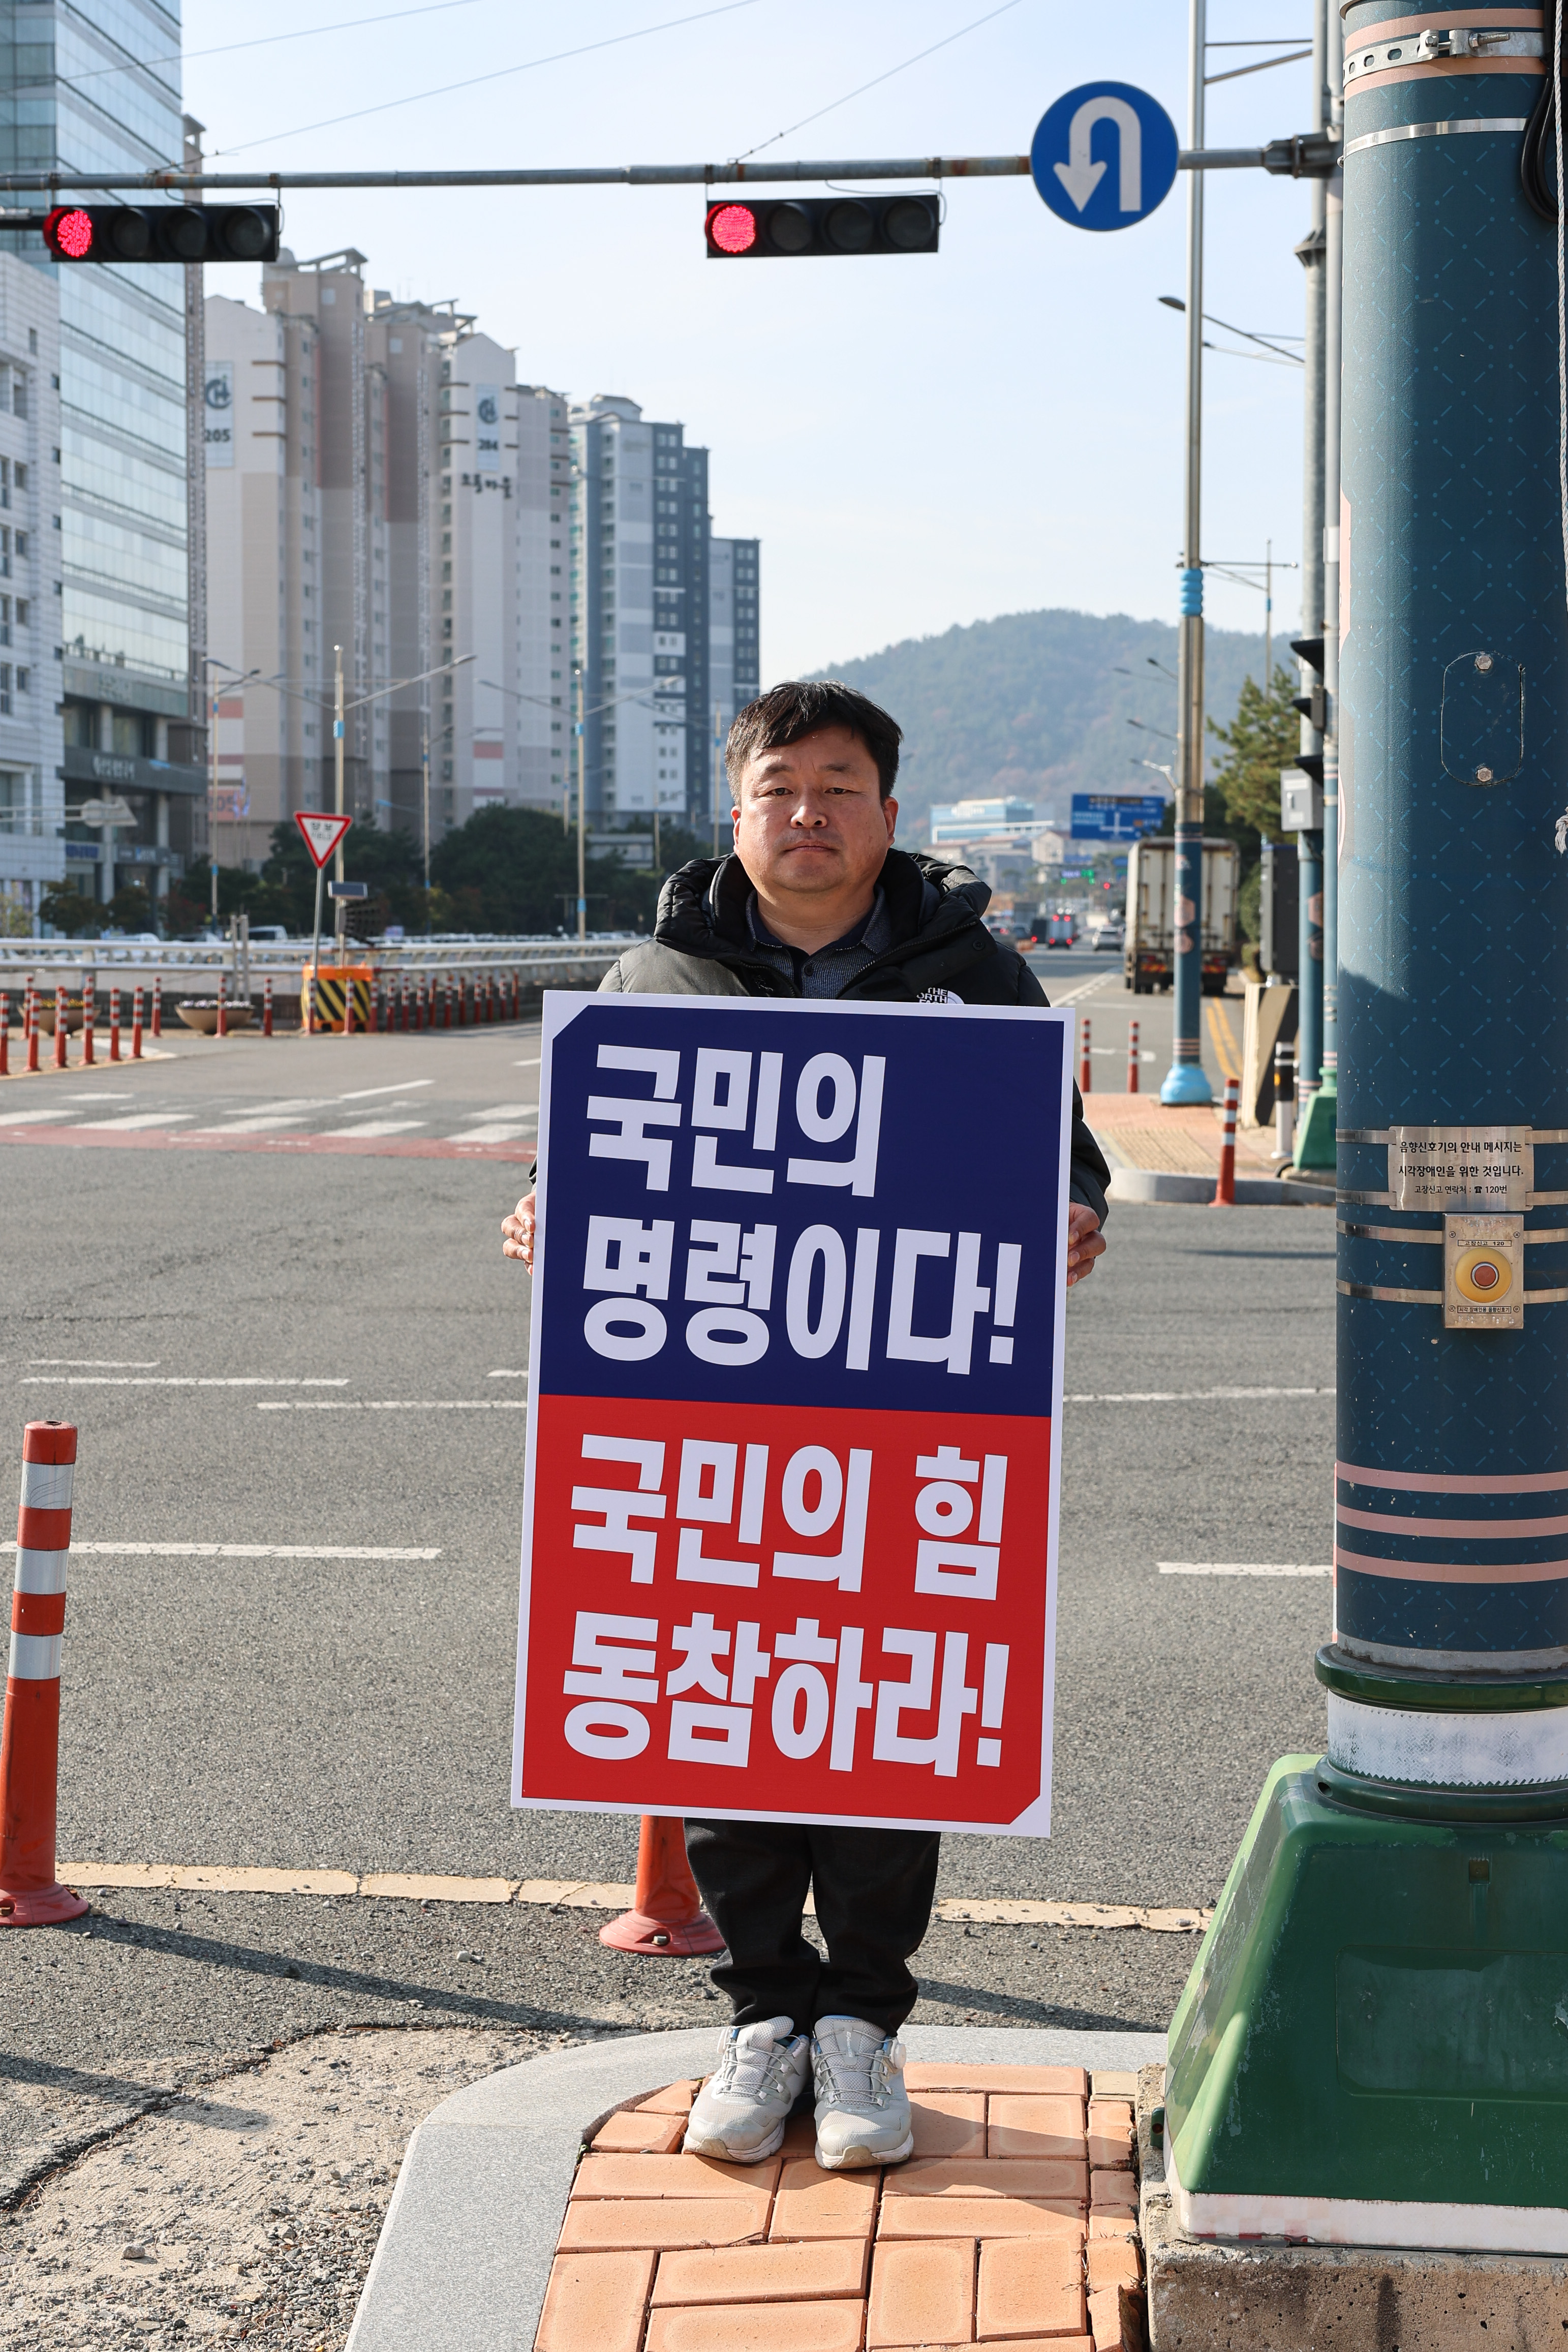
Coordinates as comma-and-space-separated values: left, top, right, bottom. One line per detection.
811, 606, 1281, 837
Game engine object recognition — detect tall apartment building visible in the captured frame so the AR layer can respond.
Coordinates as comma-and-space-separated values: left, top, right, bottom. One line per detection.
204, 255, 565, 864
707, 535, 761, 820
0, 256, 64, 915
0, 0, 204, 916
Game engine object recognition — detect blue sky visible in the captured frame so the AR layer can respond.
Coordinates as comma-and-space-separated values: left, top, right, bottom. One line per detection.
183, 0, 1317, 679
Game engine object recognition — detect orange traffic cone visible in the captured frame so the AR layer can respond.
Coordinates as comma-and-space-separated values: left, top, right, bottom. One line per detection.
599, 1816, 725, 1957
0, 1422, 87, 1926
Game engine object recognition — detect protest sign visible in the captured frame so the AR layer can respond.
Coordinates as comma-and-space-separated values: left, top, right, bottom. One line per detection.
512, 993, 1073, 1835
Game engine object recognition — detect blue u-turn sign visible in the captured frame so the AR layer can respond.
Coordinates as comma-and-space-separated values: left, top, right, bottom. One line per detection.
1031, 82, 1180, 232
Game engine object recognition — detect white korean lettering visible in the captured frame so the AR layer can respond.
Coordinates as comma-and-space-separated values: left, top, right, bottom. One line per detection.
977, 1641, 1009, 1767
771, 1616, 836, 1759
912, 1447, 1006, 1600
773, 1445, 872, 1592
787, 1053, 884, 1197
563, 1610, 657, 1758
684, 1221, 775, 1366
588, 1044, 683, 1190
676, 1438, 762, 1587
874, 1628, 979, 1778
666, 1611, 731, 1697
586, 1217, 673, 1299
730, 1620, 772, 1703
991, 1243, 1022, 1366
829, 1625, 874, 1771
691, 1047, 781, 1193
572, 1433, 667, 1585
786, 1226, 847, 1359
886, 1230, 991, 1376
583, 1218, 672, 1362
668, 1700, 752, 1766
845, 1229, 880, 1372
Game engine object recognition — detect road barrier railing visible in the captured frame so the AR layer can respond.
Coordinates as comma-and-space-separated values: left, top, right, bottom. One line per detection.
0, 1421, 87, 1927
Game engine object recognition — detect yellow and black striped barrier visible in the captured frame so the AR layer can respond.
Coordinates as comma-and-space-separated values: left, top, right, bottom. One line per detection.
302, 965, 372, 1034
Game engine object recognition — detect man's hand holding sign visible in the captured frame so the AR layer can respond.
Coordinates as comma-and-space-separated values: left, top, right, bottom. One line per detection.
502, 682, 1109, 2172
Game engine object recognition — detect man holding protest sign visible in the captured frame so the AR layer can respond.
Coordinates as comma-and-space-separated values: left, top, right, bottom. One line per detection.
502, 680, 1109, 2171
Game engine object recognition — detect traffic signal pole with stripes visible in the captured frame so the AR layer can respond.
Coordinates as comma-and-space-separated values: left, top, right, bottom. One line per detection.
1163, 1, 1568, 2251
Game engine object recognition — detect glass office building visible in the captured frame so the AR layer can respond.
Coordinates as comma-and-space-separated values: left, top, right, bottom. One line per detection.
0, 0, 202, 906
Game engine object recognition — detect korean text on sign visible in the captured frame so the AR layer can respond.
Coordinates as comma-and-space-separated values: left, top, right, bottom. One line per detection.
513, 995, 1073, 1835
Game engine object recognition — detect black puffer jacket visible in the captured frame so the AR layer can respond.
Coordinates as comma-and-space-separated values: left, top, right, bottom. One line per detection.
599, 848, 1111, 1221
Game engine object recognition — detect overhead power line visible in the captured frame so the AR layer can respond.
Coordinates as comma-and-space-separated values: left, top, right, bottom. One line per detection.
733, 0, 1027, 163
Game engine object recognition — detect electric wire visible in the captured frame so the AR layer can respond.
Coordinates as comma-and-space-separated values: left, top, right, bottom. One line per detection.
216, 0, 763, 157
731, 0, 1025, 162
57, 0, 490, 93
1522, 0, 1560, 220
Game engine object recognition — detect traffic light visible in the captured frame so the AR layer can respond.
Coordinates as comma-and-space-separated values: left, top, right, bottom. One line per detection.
705, 194, 940, 260
42, 204, 281, 265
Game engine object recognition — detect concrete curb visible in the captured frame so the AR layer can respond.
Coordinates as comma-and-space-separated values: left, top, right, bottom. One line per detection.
1108, 1166, 1332, 1207
344, 2022, 1167, 2352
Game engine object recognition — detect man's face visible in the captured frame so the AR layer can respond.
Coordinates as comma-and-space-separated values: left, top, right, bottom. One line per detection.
732, 725, 897, 902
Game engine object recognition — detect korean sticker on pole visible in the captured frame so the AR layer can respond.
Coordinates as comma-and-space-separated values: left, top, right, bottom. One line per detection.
512, 991, 1075, 1837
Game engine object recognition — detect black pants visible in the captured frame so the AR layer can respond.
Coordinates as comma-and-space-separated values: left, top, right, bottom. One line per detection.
684, 1818, 940, 2039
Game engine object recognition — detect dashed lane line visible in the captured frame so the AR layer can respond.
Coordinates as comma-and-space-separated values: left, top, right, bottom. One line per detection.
20, 1376, 350, 1388
257, 1398, 528, 1410
1160, 1561, 1332, 1577
1064, 1385, 1334, 1402
52, 1861, 1211, 1930
2, 1541, 441, 1560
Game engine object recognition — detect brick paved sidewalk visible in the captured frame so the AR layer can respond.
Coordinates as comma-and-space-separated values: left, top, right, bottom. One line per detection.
1086, 1093, 1282, 1179
535, 2062, 1144, 2352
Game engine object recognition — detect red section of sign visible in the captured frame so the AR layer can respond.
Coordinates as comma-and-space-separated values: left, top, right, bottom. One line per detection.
516, 1392, 1053, 1830
294, 809, 352, 869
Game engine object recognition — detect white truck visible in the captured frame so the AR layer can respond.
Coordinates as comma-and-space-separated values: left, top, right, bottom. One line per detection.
1124, 836, 1240, 996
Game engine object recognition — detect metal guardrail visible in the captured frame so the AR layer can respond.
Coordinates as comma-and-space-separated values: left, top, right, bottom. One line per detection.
0, 936, 646, 991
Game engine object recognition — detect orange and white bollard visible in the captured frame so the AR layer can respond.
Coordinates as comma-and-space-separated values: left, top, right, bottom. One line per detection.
512, 968, 520, 1021
130, 984, 143, 1061
216, 971, 227, 1040
0, 1422, 88, 1926
262, 974, 273, 1038
52, 984, 67, 1071
443, 975, 452, 1030
1213, 1075, 1240, 1207
108, 986, 120, 1063
1079, 1014, 1091, 1094
343, 969, 355, 1037
599, 1816, 725, 1958
25, 982, 38, 1074
1127, 1018, 1140, 1094
0, 992, 8, 1079
80, 974, 94, 1067
151, 973, 162, 1038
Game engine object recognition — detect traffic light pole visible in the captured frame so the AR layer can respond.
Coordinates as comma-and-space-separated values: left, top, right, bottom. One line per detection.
1163, 22, 1568, 2252
1161, 0, 1213, 1108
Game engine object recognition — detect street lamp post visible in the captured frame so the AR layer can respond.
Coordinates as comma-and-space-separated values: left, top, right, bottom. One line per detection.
574, 661, 587, 941
1162, 0, 1213, 1106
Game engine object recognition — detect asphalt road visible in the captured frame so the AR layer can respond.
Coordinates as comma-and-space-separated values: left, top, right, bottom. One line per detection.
0, 1002, 1334, 2213
0, 1008, 1332, 1906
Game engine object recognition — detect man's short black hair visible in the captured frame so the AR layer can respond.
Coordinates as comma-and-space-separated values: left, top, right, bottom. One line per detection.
725, 680, 902, 801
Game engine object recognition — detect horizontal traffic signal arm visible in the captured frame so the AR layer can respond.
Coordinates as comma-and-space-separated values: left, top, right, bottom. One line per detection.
705, 194, 940, 259
42, 204, 280, 264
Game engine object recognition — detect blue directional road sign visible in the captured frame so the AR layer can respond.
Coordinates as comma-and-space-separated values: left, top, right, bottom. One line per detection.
1070, 793, 1167, 843
1031, 83, 1180, 233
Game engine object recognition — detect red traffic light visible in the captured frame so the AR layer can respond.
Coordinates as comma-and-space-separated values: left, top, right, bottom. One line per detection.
708, 203, 758, 255
44, 207, 94, 260
705, 194, 940, 260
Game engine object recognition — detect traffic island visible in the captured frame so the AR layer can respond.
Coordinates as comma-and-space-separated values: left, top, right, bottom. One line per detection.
1139, 2065, 1568, 2350
344, 2024, 1164, 2351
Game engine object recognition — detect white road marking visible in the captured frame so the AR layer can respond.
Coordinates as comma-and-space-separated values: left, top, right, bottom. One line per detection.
22, 1376, 351, 1388
0, 1107, 74, 1126
30, 1359, 160, 1368
1159, 1562, 1332, 1578
1049, 973, 1119, 1005
513, 1056, 542, 1067
76, 1111, 194, 1131
337, 1079, 435, 1101
470, 1104, 537, 1117
189, 1115, 312, 1135
317, 1119, 427, 1138
1064, 1385, 1334, 1402
3, 1540, 441, 1560
446, 1123, 533, 1144
67, 1092, 135, 1100
258, 1399, 528, 1410
486, 1369, 528, 1379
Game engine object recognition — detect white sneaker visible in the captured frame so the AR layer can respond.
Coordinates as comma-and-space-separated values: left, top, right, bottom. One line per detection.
811, 2015, 914, 2169
683, 2015, 811, 2162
